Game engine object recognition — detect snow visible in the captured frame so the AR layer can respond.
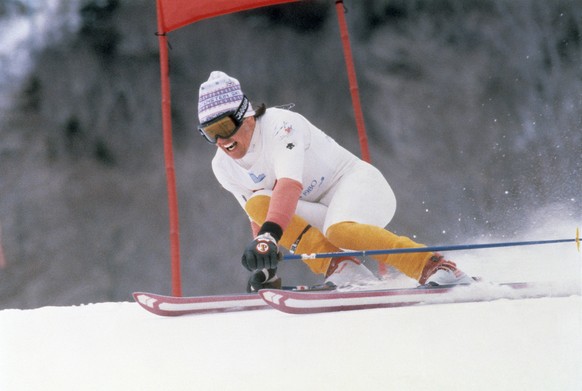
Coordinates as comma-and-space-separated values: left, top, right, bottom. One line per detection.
1, 289, 581, 390
1, 220, 580, 390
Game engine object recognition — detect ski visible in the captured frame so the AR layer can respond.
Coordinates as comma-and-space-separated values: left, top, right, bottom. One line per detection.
259, 281, 579, 315
133, 291, 268, 316
133, 284, 333, 316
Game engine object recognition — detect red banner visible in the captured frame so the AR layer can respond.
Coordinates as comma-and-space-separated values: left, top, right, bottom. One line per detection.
157, 0, 299, 33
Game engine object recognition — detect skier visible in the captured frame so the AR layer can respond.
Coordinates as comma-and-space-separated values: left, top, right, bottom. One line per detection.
197, 71, 474, 292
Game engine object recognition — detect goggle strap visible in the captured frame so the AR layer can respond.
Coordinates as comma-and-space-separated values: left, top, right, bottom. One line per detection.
233, 95, 249, 123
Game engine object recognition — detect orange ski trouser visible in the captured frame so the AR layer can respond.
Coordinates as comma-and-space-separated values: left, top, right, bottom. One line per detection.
245, 195, 337, 275
326, 221, 431, 281
245, 195, 432, 280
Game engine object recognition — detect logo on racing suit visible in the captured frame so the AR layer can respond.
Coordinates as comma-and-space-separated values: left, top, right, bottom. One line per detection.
275, 122, 294, 140
302, 176, 325, 198
249, 172, 266, 183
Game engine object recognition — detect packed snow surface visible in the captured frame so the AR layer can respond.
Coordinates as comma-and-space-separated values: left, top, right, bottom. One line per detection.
1, 291, 581, 390
1, 231, 581, 390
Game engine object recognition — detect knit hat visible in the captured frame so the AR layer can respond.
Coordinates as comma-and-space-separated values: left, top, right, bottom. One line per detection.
198, 71, 255, 124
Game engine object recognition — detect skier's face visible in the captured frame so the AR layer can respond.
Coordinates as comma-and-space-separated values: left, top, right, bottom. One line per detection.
216, 116, 255, 159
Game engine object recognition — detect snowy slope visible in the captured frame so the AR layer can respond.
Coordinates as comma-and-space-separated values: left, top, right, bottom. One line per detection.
1, 293, 581, 390
1, 223, 580, 390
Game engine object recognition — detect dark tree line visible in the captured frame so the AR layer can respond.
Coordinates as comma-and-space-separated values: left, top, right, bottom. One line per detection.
0, 0, 580, 308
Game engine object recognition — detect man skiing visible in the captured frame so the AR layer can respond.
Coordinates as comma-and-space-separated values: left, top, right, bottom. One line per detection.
197, 71, 474, 292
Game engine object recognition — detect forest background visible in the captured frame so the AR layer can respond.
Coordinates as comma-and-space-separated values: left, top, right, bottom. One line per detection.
0, 0, 580, 308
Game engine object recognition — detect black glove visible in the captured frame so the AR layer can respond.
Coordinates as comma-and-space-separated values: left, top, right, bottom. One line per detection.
247, 268, 282, 292
242, 232, 282, 271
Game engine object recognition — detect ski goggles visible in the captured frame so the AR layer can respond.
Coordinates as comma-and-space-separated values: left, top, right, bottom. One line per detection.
198, 95, 250, 144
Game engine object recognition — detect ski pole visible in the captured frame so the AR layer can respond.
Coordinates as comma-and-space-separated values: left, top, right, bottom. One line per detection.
284, 228, 580, 261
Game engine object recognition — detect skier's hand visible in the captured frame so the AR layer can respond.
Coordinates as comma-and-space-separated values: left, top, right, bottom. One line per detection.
246, 268, 282, 292
242, 233, 282, 271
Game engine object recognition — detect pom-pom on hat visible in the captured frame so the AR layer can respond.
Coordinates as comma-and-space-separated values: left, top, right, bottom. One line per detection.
198, 71, 255, 124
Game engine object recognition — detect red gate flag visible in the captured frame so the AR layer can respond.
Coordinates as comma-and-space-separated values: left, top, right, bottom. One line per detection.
157, 0, 300, 33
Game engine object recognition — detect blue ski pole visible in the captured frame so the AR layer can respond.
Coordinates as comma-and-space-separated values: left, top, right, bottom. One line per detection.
284, 228, 580, 261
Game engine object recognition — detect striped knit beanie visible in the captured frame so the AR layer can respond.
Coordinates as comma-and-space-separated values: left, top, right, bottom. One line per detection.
198, 71, 255, 123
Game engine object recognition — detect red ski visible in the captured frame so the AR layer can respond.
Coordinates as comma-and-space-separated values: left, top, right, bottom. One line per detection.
259, 281, 578, 314
133, 292, 269, 316
134, 281, 578, 316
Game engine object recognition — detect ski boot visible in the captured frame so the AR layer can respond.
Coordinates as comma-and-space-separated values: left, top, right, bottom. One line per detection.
420, 253, 474, 286
324, 256, 377, 288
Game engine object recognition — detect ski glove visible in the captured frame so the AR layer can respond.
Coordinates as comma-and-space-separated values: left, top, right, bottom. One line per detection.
247, 268, 282, 292
242, 232, 282, 271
